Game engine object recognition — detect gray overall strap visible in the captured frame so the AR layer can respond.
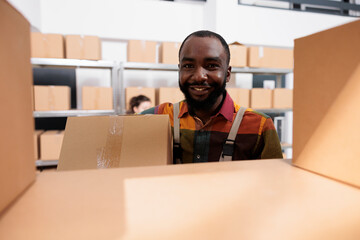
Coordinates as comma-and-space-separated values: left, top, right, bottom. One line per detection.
220, 107, 247, 162
173, 102, 181, 164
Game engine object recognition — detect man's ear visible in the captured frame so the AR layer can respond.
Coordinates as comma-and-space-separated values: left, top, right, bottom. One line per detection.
226, 66, 232, 83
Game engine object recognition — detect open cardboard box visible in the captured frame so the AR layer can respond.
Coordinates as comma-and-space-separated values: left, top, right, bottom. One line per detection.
1, 2, 360, 239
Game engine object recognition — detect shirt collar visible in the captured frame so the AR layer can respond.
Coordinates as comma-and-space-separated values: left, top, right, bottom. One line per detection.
178, 92, 235, 122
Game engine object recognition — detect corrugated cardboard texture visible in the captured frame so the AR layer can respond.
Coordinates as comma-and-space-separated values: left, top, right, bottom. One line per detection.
127, 40, 157, 63
293, 20, 360, 187
159, 42, 180, 64
227, 88, 250, 107
40, 131, 64, 160
273, 88, 293, 108
125, 87, 156, 109
65, 35, 101, 60
33, 85, 71, 111
82, 86, 113, 110
248, 46, 293, 69
2, 160, 360, 239
58, 115, 172, 171
0, 0, 36, 213
250, 88, 272, 109
229, 42, 247, 67
158, 87, 184, 104
30, 32, 64, 58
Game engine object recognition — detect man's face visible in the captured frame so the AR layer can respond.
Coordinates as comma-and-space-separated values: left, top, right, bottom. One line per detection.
178, 36, 231, 111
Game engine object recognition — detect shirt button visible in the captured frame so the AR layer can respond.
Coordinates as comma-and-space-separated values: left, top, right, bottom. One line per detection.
196, 155, 201, 159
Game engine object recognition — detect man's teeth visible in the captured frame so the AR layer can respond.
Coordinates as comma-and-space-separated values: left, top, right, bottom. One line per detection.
194, 87, 206, 91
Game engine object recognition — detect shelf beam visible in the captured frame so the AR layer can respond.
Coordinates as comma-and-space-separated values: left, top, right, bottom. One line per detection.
33, 110, 116, 118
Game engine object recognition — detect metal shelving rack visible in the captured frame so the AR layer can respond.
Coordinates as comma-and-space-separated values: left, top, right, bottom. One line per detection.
118, 62, 293, 113
32, 58, 121, 167
34, 60, 293, 167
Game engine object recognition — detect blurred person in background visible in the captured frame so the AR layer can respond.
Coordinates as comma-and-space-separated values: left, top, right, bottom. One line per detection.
127, 95, 151, 114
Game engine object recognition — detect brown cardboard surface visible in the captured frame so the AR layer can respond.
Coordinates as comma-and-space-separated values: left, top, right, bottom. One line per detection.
33, 85, 71, 111
159, 42, 180, 64
0, 0, 36, 213
1, 159, 360, 239
40, 131, 64, 160
226, 88, 250, 107
229, 42, 247, 67
65, 35, 101, 60
158, 87, 184, 104
250, 88, 272, 109
273, 88, 293, 108
293, 20, 360, 187
248, 46, 293, 69
33, 130, 44, 160
125, 87, 155, 109
58, 115, 172, 171
82, 86, 113, 110
127, 40, 157, 63
30, 32, 64, 58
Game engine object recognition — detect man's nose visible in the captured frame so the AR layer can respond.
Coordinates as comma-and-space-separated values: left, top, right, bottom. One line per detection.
192, 67, 208, 82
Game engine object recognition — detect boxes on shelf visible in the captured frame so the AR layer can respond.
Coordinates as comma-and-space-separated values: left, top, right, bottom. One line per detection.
30, 32, 64, 58
57, 115, 172, 170
247, 46, 293, 69
82, 86, 113, 110
65, 35, 101, 60
33, 85, 71, 111
229, 42, 247, 67
227, 88, 250, 107
40, 131, 64, 160
273, 88, 293, 108
125, 87, 156, 110
158, 87, 184, 104
33, 130, 44, 160
127, 40, 157, 63
159, 42, 180, 65
293, 20, 360, 187
1, 0, 36, 213
250, 88, 272, 109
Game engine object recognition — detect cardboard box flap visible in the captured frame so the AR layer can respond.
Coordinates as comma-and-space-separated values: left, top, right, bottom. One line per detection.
58, 115, 172, 171
293, 19, 360, 187
229, 41, 244, 46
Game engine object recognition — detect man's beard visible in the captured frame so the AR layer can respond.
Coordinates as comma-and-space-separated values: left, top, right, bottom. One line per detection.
179, 77, 226, 112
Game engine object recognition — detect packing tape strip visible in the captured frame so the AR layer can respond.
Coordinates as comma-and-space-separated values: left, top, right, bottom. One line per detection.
95, 87, 100, 110
97, 116, 124, 168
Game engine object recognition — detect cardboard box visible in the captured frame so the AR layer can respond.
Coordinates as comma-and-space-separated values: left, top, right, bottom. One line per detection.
158, 87, 184, 104
127, 40, 157, 63
40, 131, 64, 160
0, 0, 36, 213
250, 88, 272, 109
30, 32, 64, 58
159, 42, 180, 64
293, 20, 360, 187
33, 85, 71, 111
272, 88, 293, 108
2, 160, 360, 239
229, 42, 247, 67
226, 88, 250, 107
247, 46, 293, 69
82, 86, 113, 110
125, 87, 156, 110
33, 130, 44, 160
65, 35, 101, 60
57, 115, 172, 170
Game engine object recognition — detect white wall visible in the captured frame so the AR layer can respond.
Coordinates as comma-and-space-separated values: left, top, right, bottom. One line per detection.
8, 0, 41, 31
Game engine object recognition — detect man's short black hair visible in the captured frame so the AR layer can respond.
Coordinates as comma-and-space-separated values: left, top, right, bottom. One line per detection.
178, 30, 230, 65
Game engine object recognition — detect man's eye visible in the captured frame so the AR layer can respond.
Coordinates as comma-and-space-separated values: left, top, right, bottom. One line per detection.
182, 64, 193, 68
207, 64, 219, 69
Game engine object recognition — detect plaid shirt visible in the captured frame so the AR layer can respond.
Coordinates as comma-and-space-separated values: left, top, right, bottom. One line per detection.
142, 92, 283, 163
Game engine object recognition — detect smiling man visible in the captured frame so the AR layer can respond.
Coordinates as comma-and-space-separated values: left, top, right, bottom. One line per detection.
142, 30, 283, 163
